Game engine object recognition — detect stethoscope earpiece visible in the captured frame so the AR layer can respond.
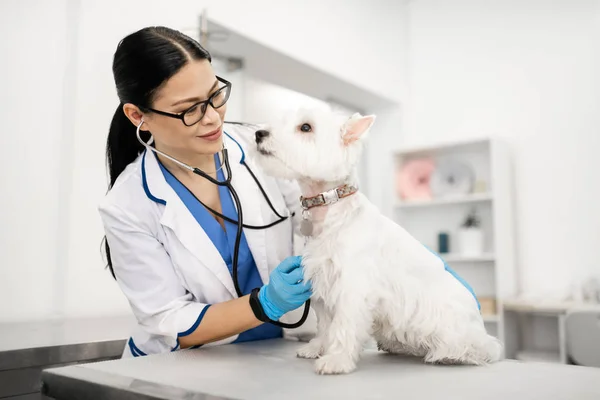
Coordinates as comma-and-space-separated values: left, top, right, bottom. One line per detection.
138, 119, 154, 145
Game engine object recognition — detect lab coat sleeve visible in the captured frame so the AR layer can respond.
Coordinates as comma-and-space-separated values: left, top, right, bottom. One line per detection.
100, 203, 209, 350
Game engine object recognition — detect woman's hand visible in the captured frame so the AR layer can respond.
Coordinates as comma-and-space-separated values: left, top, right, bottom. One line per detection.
178, 256, 312, 348
258, 256, 312, 321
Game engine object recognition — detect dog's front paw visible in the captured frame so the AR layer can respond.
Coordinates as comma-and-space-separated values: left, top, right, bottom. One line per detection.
297, 340, 323, 359
315, 354, 356, 375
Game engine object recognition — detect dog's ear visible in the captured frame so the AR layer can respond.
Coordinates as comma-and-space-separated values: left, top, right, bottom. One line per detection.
341, 114, 376, 145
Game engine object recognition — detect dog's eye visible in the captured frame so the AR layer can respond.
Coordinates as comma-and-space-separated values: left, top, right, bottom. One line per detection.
300, 123, 312, 133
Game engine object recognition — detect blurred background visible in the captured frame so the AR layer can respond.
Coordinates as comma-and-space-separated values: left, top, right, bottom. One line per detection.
1, 0, 599, 379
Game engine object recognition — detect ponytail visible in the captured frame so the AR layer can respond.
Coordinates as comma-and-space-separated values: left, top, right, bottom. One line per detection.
106, 104, 145, 188
103, 104, 147, 278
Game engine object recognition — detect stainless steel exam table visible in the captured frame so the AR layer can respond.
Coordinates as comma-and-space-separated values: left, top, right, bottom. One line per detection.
40, 339, 600, 400
0, 316, 134, 399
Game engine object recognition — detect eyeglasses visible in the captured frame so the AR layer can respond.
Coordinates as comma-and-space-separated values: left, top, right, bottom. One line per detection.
145, 76, 232, 126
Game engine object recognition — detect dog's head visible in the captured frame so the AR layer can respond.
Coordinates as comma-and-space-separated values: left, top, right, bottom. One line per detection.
253, 106, 375, 182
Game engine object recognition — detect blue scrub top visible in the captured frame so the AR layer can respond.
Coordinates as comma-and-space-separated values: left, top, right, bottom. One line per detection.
158, 153, 283, 343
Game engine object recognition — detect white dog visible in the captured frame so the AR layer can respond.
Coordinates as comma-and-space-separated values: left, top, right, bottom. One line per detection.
253, 106, 503, 375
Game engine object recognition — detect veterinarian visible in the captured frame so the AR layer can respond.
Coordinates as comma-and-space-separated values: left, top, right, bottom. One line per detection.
99, 26, 311, 358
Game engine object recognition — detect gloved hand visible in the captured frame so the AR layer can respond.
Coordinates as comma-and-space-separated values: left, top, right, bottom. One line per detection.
258, 256, 312, 321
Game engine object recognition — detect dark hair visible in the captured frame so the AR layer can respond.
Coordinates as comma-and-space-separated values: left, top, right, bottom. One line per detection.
104, 26, 212, 279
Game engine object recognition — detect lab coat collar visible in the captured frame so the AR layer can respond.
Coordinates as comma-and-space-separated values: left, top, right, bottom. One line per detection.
140, 132, 269, 296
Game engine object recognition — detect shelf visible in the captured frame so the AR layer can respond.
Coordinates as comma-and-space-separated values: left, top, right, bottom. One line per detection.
482, 314, 499, 323
502, 299, 575, 315
515, 350, 561, 363
503, 299, 600, 315
394, 138, 491, 156
440, 253, 495, 263
395, 193, 493, 208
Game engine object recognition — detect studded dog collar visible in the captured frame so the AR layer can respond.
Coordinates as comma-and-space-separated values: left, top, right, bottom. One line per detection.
300, 184, 359, 210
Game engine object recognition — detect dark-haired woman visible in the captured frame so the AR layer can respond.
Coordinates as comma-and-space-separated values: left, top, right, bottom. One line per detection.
99, 26, 311, 358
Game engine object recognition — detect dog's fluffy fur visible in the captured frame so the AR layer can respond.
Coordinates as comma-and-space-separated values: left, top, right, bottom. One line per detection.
254, 106, 503, 375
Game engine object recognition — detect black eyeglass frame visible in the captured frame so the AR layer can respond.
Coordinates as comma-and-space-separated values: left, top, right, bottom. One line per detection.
144, 76, 232, 126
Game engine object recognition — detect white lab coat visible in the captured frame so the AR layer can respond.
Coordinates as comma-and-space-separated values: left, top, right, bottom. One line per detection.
98, 125, 307, 358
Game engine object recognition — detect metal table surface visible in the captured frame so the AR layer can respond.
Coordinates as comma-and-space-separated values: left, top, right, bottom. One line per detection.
0, 316, 135, 371
41, 338, 600, 400
0, 316, 135, 399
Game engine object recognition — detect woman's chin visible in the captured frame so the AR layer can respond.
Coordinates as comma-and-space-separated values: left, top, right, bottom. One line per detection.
190, 137, 223, 155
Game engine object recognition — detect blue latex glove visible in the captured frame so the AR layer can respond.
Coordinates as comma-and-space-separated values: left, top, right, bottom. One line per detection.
258, 256, 312, 321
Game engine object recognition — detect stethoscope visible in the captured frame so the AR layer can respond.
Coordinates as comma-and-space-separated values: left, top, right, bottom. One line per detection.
136, 120, 310, 329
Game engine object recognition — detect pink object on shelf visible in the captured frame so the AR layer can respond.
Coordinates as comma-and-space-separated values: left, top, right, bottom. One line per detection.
396, 158, 435, 200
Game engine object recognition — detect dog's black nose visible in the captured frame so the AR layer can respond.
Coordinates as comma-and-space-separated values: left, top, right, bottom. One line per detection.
255, 129, 270, 144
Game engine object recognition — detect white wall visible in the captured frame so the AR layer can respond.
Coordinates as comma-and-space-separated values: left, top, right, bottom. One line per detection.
242, 78, 329, 124
403, 0, 600, 300
7, 0, 597, 324
0, 1, 70, 321
8, 0, 598, 323
0, 0, 408, 322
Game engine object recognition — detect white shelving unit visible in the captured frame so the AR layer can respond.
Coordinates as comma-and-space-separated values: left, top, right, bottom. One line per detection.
392, 137, 517, 350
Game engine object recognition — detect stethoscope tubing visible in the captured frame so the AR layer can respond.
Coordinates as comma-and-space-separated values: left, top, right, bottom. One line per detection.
135, 120, 310, 329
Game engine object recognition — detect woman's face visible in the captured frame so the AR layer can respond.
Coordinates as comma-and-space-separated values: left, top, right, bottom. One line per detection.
142, 59, 227, 158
